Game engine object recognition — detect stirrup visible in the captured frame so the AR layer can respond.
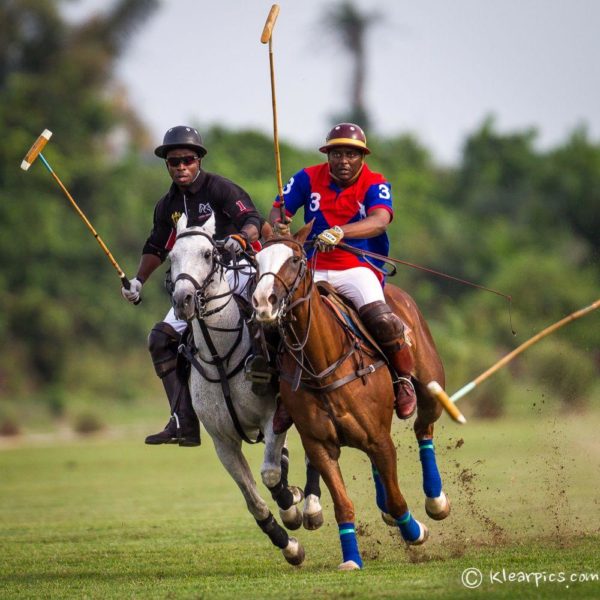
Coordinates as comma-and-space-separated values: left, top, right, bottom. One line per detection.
244, 354, 273, 384
397, 376, 416, 394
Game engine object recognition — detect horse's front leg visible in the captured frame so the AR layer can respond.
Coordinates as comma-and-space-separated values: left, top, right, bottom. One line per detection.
211, 436, 305, 566
413, 381, 451, 521
260, 425, 304, 531
305, 442, 362, 570
369, 435, 429, 546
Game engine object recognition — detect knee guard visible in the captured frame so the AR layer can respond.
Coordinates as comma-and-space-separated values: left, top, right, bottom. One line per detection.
148, 322, 181, 379
358, 300, 406, 352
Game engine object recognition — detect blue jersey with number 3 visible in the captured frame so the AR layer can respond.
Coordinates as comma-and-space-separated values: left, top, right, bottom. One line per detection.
273, 163, 394, 283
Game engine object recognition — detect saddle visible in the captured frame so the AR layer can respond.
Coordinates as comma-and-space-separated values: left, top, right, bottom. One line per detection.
315, 281, 385, 359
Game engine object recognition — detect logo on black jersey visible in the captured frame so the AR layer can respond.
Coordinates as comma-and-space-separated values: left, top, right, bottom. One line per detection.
171, 211, 182, 226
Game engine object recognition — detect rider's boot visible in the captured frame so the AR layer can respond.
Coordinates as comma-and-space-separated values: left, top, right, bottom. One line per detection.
358, 301, 417, 420
145, 322, 200, 446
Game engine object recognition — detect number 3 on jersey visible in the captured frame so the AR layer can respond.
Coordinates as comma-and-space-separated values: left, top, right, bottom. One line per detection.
378, 184, 391, 200
309, 192, 321, 212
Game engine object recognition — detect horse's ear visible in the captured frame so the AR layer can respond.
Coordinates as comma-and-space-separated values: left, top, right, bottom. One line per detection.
261, 221, 274, 241
177, 213, 188, 233
294, 219, 314, 244
201, 212, 216, 237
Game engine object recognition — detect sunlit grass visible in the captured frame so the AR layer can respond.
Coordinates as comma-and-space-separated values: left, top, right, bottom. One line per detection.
1, 405, 599, 599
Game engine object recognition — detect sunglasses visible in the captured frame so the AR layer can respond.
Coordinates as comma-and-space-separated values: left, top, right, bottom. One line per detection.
166, 155, 198, 167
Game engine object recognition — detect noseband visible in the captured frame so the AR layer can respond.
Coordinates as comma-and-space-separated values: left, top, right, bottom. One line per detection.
256, 237, 311, 321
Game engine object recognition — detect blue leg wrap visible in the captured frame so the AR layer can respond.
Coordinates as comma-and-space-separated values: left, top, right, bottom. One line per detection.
396, 511, 421, 542
419, 439, 442, 498
339, 522, 363, 568
371, 465, 388, 513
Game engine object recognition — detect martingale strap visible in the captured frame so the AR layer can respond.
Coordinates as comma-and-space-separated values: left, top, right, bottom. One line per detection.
179, 322, 263, 445
280, 359, 386, 394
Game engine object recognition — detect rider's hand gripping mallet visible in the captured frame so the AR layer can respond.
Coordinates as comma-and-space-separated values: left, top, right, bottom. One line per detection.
261, 4, 287, 225
20, 129, 140, 303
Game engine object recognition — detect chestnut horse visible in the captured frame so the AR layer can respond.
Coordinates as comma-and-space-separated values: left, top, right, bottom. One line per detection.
252, 223, 450, 570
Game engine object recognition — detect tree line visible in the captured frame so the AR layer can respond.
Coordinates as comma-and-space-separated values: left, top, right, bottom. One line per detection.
1, 0, 598, 422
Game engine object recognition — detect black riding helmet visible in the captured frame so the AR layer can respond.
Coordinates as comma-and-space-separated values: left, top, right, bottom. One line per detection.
154, 126, 208, 158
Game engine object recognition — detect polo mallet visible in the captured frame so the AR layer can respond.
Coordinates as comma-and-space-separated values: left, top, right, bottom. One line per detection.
428, 298, 600, 423
20, 129, 140, 303
261, 4, 287, 224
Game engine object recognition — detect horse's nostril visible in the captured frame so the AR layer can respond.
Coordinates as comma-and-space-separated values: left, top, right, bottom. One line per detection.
268, 294, 277, 306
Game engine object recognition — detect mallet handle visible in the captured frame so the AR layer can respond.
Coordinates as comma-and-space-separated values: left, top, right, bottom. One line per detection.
38, 153, 141, 304
451, 298, 600, 403
261, 4, 286, 222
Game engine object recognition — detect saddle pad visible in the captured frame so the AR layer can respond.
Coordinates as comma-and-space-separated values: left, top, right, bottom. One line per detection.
316, 281, 384, 355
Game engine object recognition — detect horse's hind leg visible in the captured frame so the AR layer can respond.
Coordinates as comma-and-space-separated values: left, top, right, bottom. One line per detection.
260, 430, 304, 530
212, 437, 304, 566
414, 382, 451, 520
369, 436, 429, 545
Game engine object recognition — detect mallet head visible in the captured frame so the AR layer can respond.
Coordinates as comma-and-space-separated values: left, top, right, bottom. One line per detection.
261, 4, 280, 43
21, 129, 52, 171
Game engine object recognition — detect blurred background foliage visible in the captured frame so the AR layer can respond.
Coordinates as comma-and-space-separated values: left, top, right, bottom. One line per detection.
0, 0, 598, 433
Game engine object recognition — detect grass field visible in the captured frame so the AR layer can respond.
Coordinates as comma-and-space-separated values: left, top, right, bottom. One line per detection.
1, 406, 599, 599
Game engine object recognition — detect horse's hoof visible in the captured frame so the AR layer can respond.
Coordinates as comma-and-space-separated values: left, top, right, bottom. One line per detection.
381, 511, 396, 527
282, 536, 305, 566
425, 491, 451, 521
338, 560, 361, 571
280, 504, 303, 530
303, 510, 324, 530
406, 521, 429, 546
289, 485, 304, 505
303, 494, 324, 530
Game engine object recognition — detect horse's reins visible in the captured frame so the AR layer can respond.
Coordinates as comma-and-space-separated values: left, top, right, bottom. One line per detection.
336, 241, 515, 333
259, 237, 384, 393
173, 228, 262, 444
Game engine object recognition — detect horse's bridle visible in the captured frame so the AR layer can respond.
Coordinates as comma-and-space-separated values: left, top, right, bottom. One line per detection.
172, 229, 234, 319
256, 237, 312, 333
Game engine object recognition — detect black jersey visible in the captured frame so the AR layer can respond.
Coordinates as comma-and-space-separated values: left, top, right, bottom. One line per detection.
142, 170, 261, 261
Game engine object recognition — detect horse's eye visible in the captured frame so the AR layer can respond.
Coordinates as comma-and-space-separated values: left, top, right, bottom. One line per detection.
291, 256, 300, 264
204, 250, 212, 260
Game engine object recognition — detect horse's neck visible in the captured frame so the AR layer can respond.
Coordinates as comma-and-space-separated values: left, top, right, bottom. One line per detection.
192, 278, 246, 356
290, 275, 341, 364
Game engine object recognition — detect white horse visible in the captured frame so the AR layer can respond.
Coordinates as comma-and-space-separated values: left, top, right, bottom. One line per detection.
169, 213, 318, 565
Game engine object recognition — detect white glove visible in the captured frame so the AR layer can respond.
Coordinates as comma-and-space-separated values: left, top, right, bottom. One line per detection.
316, 225, 344, 252
223, 234, 247, 257
121, 277, 143, 303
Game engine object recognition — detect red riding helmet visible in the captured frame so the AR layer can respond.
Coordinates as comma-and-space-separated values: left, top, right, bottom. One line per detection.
319, 123, 371, 155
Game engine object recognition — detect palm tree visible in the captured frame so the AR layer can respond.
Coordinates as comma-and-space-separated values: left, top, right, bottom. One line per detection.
323, 1, 381, 128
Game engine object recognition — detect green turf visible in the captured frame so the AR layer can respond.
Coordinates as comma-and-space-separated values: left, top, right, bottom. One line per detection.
1, 408, 599, 599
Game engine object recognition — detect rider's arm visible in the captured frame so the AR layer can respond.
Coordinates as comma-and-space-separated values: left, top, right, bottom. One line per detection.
337, 208, 391, 240
135, 253, 163, 284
